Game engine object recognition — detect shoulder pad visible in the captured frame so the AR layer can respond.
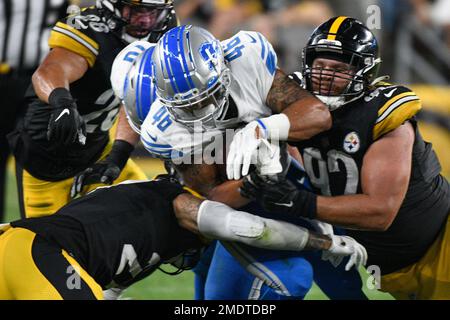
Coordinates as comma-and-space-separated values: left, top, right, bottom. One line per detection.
369, 85, 421, 140
48, 7, 112, 67
222, 31, 277, 76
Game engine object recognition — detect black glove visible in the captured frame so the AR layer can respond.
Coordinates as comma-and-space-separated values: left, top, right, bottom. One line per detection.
241, 171, 317, 219
47, 88, 86, 146
71, 140, 134, 198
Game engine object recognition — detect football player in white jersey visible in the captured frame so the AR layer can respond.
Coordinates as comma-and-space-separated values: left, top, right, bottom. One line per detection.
76, 25, 368, 299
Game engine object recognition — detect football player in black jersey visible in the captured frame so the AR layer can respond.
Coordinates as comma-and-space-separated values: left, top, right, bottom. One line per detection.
241, 16, 450, 299
0, 175, 367, 300
7, 0, 178, 218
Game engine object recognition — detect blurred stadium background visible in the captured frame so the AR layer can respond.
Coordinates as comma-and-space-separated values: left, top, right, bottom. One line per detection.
3, 0, 449, 299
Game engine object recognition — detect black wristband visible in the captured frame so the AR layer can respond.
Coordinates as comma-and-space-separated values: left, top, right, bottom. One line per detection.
48, 87, 75, 108
294, 190, 318, 220
108, 139, 135, 170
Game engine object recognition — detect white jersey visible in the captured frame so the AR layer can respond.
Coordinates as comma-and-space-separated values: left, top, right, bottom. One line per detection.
111, 41, 154, 101
140, 31, 278, 161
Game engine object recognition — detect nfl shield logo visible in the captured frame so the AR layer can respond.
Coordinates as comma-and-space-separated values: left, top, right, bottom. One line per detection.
343, 132, 360, 153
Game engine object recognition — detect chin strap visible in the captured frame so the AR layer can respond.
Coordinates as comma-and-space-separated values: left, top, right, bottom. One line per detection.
121, 30, 151, 44
370, 75, 390, 86
316, 95, 346, 111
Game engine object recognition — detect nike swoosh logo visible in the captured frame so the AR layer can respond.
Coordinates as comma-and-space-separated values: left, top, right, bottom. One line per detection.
384, 88, 397, 98
55, 108, 70, 122
247, 34, 257, 43
296, 177, 306, 185
148, 133, 157, 142
274, 201, 294, 208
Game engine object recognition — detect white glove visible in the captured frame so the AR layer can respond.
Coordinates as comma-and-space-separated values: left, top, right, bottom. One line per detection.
257, 139, 283, 176
322, 235, 368, 271
227, 121, 266, 180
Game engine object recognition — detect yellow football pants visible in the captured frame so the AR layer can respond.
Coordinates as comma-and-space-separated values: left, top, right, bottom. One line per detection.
381, 214, 450, 300
17, 139, 147, 218
0, 226, 103, 300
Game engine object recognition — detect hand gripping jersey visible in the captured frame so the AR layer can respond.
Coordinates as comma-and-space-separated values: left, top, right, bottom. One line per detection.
291, 76, 450, 274
139, 31, 278, 161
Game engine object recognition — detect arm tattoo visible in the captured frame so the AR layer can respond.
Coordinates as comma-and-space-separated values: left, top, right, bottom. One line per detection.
304, 233, 332, 251
179, 194, 202, 219
266, 69, 314, 113
173, 193, 203, 234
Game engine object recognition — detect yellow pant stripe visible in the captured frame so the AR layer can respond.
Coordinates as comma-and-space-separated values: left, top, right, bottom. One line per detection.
61, 251, 103, 300
0, 227, 104, 300
0, 228, 63, 300
380, 215, 450, 299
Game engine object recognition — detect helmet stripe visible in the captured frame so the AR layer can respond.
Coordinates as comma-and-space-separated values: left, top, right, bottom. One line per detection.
164, 26, 191, 94
136, 49, 147, 120
179, 27, 196, 89
137, 47, 155, 121
327, 16, 348, 40
162, 29, 180, 94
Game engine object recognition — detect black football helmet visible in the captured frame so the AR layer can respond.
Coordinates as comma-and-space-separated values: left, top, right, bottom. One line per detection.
96, 0, 176, 42
302, 16, 381, 110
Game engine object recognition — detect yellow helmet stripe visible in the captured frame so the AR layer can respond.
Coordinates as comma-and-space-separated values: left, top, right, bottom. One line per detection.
327, 16, 348, 40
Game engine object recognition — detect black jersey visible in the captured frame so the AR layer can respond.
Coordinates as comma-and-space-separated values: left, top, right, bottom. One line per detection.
292, 80, 450, 274
11, 180, 203, 288
9, 6, 132, 180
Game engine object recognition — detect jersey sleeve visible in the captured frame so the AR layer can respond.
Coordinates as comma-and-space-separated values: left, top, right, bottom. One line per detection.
373, 85, 422, 140
222, 31, 278, 102
48, 7, 105, 67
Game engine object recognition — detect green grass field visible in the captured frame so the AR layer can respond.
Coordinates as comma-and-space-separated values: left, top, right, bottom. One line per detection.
3, 157, 394, 300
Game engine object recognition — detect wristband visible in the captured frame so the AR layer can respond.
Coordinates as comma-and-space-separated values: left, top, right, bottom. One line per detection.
108, 140, 135, 170
48, 88, 75, 108
257, 114, 290, 140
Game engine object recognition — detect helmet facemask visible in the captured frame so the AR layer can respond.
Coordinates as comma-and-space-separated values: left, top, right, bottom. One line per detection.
96, 0, 174, 42
160, 69, 232, 130
153, 25, 234, 131
302, 41, 381, 111
121, 3, 171, 39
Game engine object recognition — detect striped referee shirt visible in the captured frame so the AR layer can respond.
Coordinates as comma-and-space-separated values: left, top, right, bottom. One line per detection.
0, 0, 69, 73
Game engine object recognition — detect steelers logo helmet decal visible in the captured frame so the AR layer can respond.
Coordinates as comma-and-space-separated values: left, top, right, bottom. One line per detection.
343, 131, 360, 153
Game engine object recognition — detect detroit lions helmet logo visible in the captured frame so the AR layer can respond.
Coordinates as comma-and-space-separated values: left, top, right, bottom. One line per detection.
199, 41, 220, 72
